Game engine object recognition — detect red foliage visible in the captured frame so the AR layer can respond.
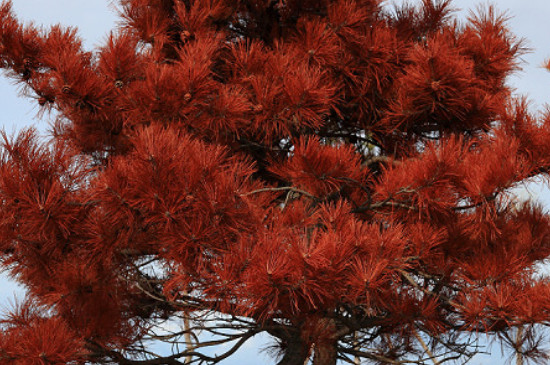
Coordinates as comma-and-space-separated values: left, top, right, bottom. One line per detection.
1, 0, 550, 364
0, 298, 86, 364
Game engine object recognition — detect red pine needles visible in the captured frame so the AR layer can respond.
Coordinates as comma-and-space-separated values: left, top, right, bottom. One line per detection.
1, 0, 550, 364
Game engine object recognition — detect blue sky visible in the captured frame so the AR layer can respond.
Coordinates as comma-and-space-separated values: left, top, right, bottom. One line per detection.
1, 1, 550, 364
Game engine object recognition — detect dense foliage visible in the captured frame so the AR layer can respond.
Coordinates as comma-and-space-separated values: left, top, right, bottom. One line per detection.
2, 0, 550, 364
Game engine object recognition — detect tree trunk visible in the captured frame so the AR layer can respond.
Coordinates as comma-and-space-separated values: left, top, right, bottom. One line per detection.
276, 336, 310, 365
312, 341, 337, 365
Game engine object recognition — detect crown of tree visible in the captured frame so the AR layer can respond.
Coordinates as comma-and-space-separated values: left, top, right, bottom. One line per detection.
1, 0, 550, 364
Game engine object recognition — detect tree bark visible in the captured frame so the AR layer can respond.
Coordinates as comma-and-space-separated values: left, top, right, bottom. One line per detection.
516, 327, 524, 365
312, 341, 337, 365
276, 336, 310, 365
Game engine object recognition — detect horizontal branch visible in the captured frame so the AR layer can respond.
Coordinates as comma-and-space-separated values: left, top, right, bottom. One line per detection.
240, 186, 316, 199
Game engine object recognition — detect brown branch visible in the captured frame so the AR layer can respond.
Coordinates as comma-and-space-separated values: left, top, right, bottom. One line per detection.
174, 329, 259, 364
352, 199, 416, 213
89, 324, 261, 365
240, 186, 316, 199
397, 269, 463, 311
340, 348, 407, 364
182, 290, 194, 365
452, 193, 498, 212
352, 186, 417, 213
413, 329, 441, 365
362, 155, 402, 167
516, 327, 524, 365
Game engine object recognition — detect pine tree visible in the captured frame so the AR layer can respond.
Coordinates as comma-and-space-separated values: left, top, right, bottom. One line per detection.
1, 0, 550, 364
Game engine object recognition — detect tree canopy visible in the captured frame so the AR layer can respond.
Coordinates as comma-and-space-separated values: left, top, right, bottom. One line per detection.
2, 0, 550, 364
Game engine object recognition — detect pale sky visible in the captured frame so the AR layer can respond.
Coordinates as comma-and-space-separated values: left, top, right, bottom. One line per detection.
1, 1, 550, 364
